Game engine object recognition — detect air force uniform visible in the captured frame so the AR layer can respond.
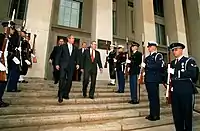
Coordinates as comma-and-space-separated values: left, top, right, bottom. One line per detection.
144, 41, 164, 121
169, 42, 198, 131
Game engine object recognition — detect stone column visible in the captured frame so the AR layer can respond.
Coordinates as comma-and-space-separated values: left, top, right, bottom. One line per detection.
184, 0, 200, 65
164, 0, 188, 56
25, 0, 54, 78
91, 0, 112, 80
134, 0, 156, 55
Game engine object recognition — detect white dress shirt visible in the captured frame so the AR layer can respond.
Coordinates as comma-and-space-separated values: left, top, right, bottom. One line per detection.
68, 43, 73, 56
90, 48, 95, 58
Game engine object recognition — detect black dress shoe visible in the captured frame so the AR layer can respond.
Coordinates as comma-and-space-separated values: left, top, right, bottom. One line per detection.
145, 115, 160, 121
128, 100, 139, 104
7, 89, 21, 92
0, 101, 9, 108
58, 97, 63, 103
54, 81, 59, 84
89, 96, 94, 99
108, 83, 115, 86
115, 91, 124, 93
22, 80, 28, 83
63, 96, 69, 100
83, 95, 87, 98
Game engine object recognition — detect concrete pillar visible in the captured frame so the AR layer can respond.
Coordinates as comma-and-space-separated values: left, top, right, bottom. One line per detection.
91, 0, 112, 80
164, 0, 188, 56
184, 0, 200, 65
25, 0, 54, 78
134, 0, 156, 55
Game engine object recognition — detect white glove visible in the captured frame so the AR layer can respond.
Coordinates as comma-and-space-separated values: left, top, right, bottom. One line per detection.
0, 51, 2, 58
0, 62, 6, 71
105, 54, 108, 57
126, 59, 131, 64
168, 67, 175, 74
31, 54, 36, 58
141, 62, 146, 68
25, 60, 31, 65
114, 58, 117, 62
12, 57, 20, 65
17, 47, 22, 52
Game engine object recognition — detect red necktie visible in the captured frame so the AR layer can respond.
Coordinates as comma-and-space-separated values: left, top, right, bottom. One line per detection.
91, 50, 94, 62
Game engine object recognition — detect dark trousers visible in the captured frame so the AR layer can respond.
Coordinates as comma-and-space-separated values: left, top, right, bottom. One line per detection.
117, 70, 125, 92
172, 92, 193, 131
82, 70, 97, 97
7, 61, 20, 91
130, 74, 138, 101
0, 82, 7, 101
58, 67, 74, 98
109, 63, 116, 79
145, 82, 160, 117
53, 66, 60, 83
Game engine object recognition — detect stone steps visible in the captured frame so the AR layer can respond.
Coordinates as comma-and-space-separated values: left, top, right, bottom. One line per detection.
0, 108, 173, 129
0, 79, 200, 131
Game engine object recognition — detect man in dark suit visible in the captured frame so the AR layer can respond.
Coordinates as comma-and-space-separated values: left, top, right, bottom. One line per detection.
127, 42, 142, 104
81, 41, 103, 99
77, 42, 87, 81
55, 35, 79, 103
49, 38, 64, 84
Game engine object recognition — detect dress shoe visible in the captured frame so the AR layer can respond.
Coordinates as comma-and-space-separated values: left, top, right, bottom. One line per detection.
145, 115, 160, 121
7, 89, 21, 92
128, 100, 139, 104
0, 101, 9, 108
89, 96, 94, 99
108, 83, 115, 86
54, 81, 59, 84
115, 91, 124, 93
63, 96, 69, 100
58, 97, 63, 103
22, 80, 28, 83
83, 95, 87, 98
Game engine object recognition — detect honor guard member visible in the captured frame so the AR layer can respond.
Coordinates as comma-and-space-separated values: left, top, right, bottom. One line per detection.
107, 43, 117, 85
128, 42, 142, 104
142, 41, 164, 121
168, 42, 199, 131
114, 45, 126, 93
19, 31, 31, 83
6, 21, 21, 92
0, 22, 9, 107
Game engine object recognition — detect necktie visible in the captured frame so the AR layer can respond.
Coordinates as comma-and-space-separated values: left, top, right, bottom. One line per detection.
175, 59, 178, 64
91, 50, 94, 62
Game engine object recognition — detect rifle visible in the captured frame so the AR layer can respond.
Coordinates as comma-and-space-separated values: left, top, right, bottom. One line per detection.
0, 10, 15, 81
138, 34, 145, 84
32, 34, 37, 63
165, 36, 172, 104
125, 37, 130, 77
104, 41, 108, 68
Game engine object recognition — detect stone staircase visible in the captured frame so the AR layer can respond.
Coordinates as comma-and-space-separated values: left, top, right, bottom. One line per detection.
0, 78, 200, 131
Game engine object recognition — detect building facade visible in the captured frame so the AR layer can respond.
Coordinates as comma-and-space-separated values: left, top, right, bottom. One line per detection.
0, 0, 200, 80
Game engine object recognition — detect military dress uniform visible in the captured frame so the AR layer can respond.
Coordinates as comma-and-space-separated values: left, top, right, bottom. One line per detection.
6, 22, 21, 92
115, 45, 126, 93
0, 22, 9, 107
169, 43, 198, 131
107, 45, 116, 85
128, 42, 142, 104
144, 41, 164, 121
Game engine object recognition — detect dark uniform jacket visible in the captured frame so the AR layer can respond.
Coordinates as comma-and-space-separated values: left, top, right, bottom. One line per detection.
144, 52, 164, 83
0, 33, 5, 51
107, 50, 116, 64
129, 51, 142, 75
171, 56, 198, 94
20, 38, 31, 75
116, 52, 126, 71
7, 30, 20, 68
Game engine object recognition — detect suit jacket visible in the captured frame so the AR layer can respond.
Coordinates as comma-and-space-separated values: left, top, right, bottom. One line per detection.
81, 48, 102, 74
0, 33, 5, 51
78, 48, 86, 61
129, 51, 142, 75
55, 43, 79, 71
49, 45, 60, 65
